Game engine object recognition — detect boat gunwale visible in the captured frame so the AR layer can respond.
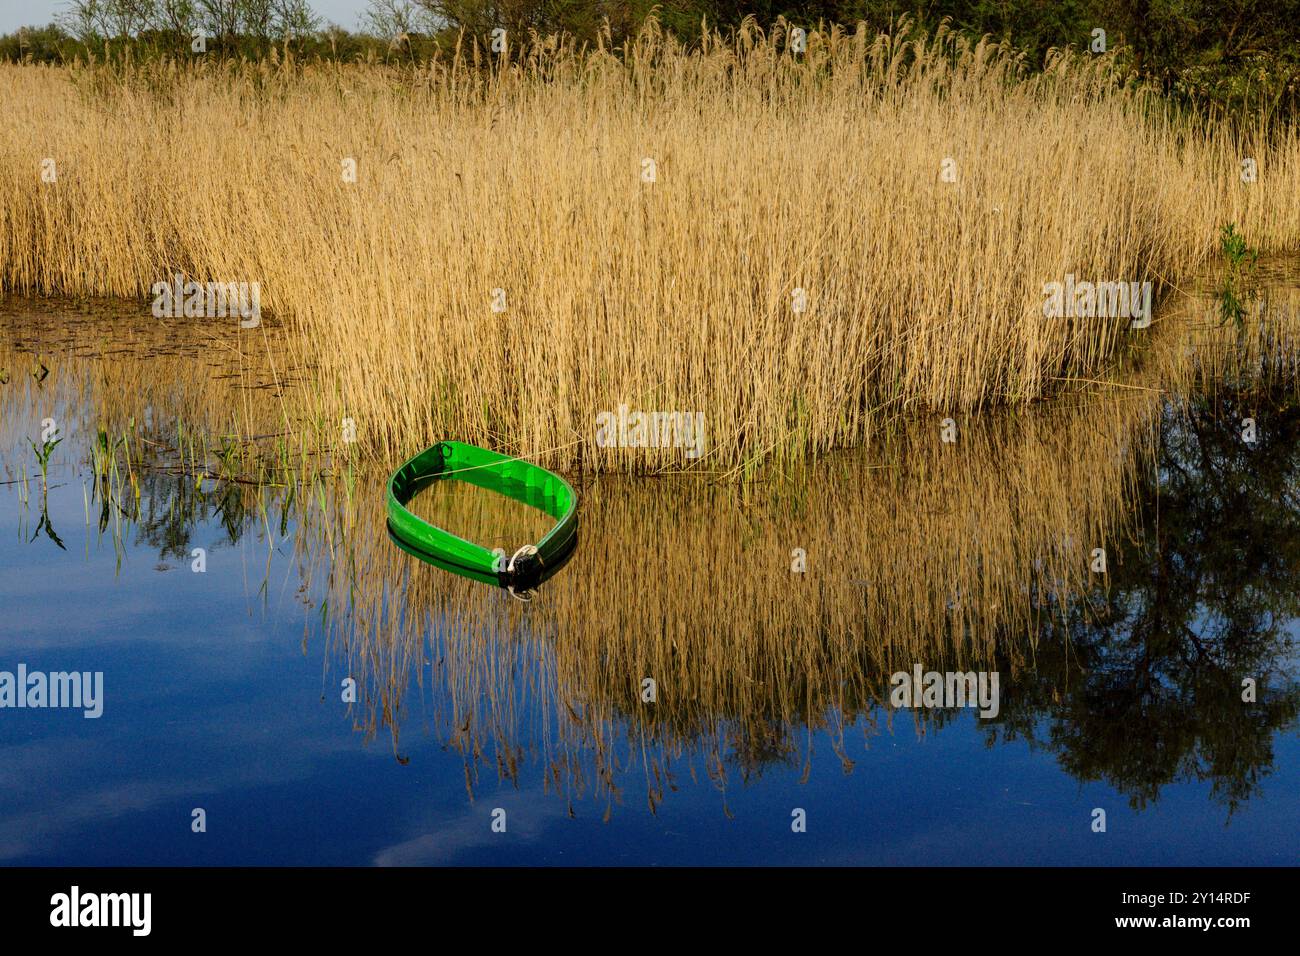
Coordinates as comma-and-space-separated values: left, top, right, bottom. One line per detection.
386, 440, 579, 583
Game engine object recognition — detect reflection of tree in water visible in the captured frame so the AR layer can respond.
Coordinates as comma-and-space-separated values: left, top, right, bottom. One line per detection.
995, 392, 1300, 814
86, 417, 280, 562
132, 474, 254, 561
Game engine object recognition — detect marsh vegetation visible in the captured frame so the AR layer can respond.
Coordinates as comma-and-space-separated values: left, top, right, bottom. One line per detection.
3, 22, 1299, 473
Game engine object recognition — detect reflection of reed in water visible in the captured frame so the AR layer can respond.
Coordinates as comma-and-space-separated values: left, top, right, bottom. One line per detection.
298, 385, 1157, 811
0, 298, 309, 564
0, 297, 297, 452
4, 279, 1299, 817
1156, 270, 1300, 393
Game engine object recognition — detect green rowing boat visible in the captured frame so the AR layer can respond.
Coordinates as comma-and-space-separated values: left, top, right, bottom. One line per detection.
386, 441, 578, 592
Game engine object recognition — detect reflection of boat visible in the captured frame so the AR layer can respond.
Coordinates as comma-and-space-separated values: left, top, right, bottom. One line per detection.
386, 520, 578, 591
386, 441, 578, 592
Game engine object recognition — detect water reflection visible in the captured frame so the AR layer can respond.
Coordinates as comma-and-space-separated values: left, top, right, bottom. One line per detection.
997, 395, 1300, 814
1, 263, 1298, 855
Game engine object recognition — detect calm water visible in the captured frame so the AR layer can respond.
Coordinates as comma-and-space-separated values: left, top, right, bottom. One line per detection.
1, 283, 1298, 866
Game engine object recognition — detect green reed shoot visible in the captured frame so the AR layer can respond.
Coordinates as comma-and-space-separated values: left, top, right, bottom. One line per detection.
1217, 223, 1259, 330
28, 433, 61, 494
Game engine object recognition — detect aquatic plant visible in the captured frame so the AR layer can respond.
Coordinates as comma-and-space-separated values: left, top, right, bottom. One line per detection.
1217, 223, 1260, 330
1, 22, 1299, 473
28, 432, 60, 493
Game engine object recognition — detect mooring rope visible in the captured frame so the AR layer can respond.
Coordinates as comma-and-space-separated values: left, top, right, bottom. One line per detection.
433, 436, 585, 478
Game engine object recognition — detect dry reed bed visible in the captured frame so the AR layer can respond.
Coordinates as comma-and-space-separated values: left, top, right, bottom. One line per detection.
3, 22, 1299, 471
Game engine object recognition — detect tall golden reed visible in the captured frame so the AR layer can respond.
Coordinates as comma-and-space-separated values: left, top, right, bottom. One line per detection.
2, 19, 1298, 472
